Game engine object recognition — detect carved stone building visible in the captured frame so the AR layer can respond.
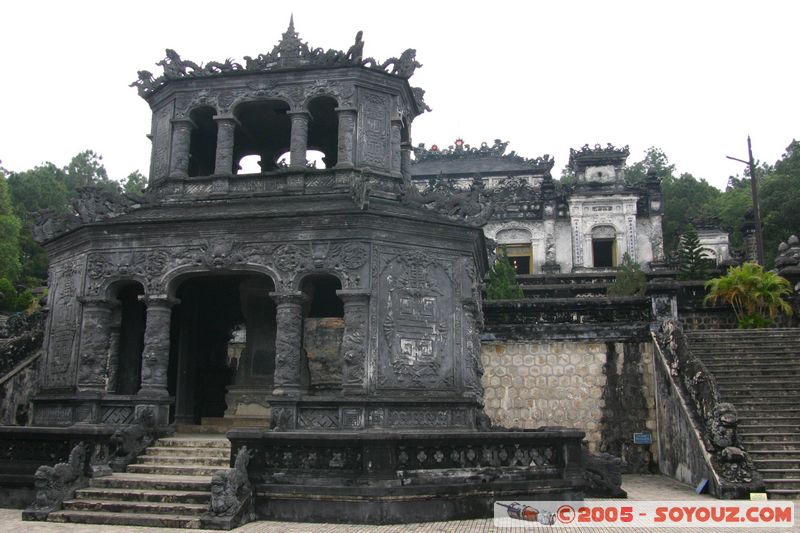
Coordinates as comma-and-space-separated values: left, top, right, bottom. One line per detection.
410, 140, 666, 273
26, 21, 588, 522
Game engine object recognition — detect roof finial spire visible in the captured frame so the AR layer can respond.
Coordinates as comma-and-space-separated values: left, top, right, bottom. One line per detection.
288, 13, 295, 32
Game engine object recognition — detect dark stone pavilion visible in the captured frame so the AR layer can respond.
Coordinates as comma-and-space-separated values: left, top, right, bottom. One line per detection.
24, 19, 589, 524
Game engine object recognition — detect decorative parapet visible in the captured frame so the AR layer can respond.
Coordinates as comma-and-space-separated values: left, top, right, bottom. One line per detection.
482, 297, 652, 342
568, 143, 630, 172
653, 319, 763, 495
776, 234, 800, 291
413, 139, 554, 170
131, 18, 424, 99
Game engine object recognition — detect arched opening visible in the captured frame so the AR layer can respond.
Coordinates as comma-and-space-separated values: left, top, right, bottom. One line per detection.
300, 274, 344, 392
111, 282, 146, 395
188, 106, 217, 177
306, 96, 339, 168
233, 100, 291, 174
238, 154, 262, 174
168, 273, 276, 426
592, 225, 617, 268
276, 149, 326, 169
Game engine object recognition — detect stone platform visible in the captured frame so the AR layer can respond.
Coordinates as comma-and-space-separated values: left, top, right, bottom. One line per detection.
229, 427, 585, 523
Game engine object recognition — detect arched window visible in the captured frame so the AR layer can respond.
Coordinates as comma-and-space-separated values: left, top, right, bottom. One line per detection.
300, 274, 344, 391
233, 100, 291, 174
306, 96, 339, 168
188, 107, 217, 177
591, 225, 617, 268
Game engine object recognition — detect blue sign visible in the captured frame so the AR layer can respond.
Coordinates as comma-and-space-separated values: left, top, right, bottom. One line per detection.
633, 431, 652, 445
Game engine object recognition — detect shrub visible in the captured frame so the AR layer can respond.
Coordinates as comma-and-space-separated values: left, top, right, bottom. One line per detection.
704, 262, 793, 328
607, 253, 646, 297
486, 247, 524, 300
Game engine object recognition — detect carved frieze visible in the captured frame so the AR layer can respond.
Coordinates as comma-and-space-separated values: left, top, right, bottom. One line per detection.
358, 91, 389, 169
82, 240, 369, 297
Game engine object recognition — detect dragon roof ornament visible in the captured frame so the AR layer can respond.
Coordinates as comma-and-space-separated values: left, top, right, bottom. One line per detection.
413, 139, 554, 170
568, 143, 630, 170
131, 16, 423, 98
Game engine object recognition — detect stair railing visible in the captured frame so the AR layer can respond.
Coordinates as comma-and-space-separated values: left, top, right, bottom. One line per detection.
653, 319, 763, 496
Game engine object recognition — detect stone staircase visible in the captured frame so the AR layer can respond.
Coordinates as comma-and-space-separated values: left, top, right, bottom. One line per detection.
686, 328, 800, 500
47, 435, 231, 528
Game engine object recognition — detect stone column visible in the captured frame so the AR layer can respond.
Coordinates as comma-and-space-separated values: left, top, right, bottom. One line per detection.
390, 119, 403, 176
138, 296, 179, 398
169, 118, 195, 178
76, 297, 117, 392
288, 111, 310, 169
337, 290, 370, 393
335, 108, 357, 168
401, 142, 413, 179
105, 316, 122, 393
213, 116, 238, 175
270, 292, 307, 396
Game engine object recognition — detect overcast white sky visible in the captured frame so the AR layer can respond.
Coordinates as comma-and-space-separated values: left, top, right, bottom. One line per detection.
2, 0, 798, 190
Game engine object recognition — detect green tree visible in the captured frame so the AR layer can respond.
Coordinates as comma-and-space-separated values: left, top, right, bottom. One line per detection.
625, 146, 676, 186
705, 262, 793, 328
7, 162, 70, 221
607, 252, 646, 296
0, 170, 22, 282
64, 150, 119, 194
759, 141, 800, 268
486, 248, 524, 300
122, 170, 148, 195
676, 225, 712, 280
661, 173, 721, 255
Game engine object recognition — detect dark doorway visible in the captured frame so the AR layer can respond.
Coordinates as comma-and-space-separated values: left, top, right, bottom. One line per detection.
169, 274, 274, 424
592, 239, 615, 268
114, 283, 146, 395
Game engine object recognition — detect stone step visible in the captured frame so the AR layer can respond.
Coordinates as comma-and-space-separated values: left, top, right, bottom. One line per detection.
700, 355, 800, 372
742, 442, 800, 451
748, 449, 800, 460
739, 424, 800, 432
739, 417, 800, 426
719, 387, 800, 395
709, 369, 800, 377
765, 489, 800, 499
154, 437, 231, 449
735, 409, 800, 417
715, 378, 800, 386
757, 469, 800, 479
75, 487, 210, 504
145, 446, 230, 458
761, 479, 800, 490
752, 459, 800, 470
48, 510, 203, 529
62, 498, 207, 516
126, 464, 228, 476
89, 473, 211, 491
700, 355, 800, 362
727, 399, 800, 406
740, 434, 800, 444
137, 455, 229, 467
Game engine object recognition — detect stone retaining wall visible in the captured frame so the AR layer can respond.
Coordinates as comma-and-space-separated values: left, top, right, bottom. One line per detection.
481, 340, 657, 471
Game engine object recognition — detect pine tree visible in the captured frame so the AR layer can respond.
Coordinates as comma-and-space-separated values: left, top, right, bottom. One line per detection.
486, 248, 524, 300
607, 253, 646, 296
677, 225, 711, 280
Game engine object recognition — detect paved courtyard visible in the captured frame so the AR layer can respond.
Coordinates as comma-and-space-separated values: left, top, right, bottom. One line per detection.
1, 475, 796, 533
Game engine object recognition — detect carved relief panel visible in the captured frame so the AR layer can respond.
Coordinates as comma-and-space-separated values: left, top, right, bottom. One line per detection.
44, 256, 85, 389
150, 101, 174, 182
356, 89, 390, 171
375, 248, 456, 390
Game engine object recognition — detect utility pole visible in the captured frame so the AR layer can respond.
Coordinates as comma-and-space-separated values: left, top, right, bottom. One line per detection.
726, 136, 765, 265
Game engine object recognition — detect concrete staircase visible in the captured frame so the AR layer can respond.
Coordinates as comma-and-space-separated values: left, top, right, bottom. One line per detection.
47, 435, 231, 528
687, 328, 800, 500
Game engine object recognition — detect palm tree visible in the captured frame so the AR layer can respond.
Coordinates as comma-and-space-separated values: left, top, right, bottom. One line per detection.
704, 262, 793, 328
